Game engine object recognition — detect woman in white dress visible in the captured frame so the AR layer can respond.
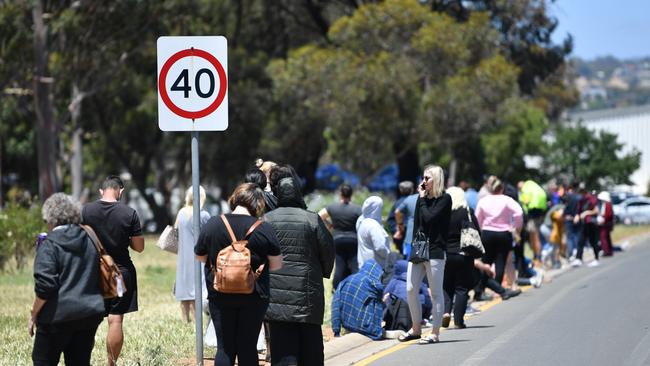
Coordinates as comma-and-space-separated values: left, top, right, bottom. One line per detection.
175, 186, 211, 322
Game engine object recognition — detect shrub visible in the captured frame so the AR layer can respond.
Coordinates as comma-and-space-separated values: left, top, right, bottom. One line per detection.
0, 203, 45, 271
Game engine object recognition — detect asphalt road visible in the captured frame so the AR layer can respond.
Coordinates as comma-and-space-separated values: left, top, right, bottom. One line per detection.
369, 241, 650, 366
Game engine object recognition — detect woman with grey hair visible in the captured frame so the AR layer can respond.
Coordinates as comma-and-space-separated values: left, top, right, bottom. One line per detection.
399, 165, 452, 344
30, 193, 105, 365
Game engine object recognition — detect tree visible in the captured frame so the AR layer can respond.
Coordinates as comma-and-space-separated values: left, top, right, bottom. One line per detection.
423, 0, 580, 120
543, 123, 641, 189
481, 98, 548, 182
268, 0, 525, 185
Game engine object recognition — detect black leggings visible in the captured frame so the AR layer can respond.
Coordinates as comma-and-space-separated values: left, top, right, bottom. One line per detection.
269, 321, 324, 366
443, 254, 475, 325
481, 230, 513, 285
209, 296, 269, 366
332, 236, 359, 291
32, 314, 103, 366
577, 223, 600, 260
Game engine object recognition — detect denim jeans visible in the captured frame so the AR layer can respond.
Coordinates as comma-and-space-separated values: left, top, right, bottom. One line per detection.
564, 220, 580, 258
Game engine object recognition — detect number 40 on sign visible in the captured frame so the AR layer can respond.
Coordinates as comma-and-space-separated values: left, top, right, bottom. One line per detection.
157, 36, 228, 131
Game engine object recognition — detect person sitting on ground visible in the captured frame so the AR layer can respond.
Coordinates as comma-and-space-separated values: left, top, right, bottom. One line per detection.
331, 259, 385, 340
30, 193, 105, 366
319, 183, 362, 291
265, 168, 335, 366
356, 196, 391, 269
382, 259, 432, 333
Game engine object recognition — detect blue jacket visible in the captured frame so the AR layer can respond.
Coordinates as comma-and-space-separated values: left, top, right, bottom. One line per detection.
383, 260, 432, 311
331, 259, 384, 340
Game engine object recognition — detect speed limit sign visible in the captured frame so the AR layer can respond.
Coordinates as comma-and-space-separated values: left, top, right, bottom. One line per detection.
157, 36, 228, 131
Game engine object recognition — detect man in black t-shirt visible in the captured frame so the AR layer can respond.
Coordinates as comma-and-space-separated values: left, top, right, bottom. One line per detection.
82, 175, 144, 366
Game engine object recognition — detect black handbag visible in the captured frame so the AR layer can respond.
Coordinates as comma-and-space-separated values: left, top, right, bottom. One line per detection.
460, 209, 485, 259
409, 230, 430, 263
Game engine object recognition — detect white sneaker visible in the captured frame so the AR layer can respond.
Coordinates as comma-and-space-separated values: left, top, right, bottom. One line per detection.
570, 259, 583, 267
587, 260, 600, 268
533, 270, 544, 288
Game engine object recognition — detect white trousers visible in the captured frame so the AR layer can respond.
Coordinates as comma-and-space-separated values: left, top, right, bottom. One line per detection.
406, 257, 446, 329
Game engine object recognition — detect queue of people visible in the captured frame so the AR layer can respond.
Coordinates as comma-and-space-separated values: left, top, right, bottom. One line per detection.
29, 161, 622, 365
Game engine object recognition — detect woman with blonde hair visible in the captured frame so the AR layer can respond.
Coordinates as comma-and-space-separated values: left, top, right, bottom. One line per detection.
399, 165, 452, 344
175, 185, 211, 322
441, 186, 480, 329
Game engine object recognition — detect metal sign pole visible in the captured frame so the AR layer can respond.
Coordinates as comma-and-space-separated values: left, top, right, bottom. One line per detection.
191, 131, 204, 366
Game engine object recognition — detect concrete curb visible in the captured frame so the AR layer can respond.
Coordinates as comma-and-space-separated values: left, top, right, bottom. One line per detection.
323, 231, 650, 366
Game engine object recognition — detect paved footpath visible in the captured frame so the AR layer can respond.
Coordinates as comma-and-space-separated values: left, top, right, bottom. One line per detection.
324, 234, 650, 366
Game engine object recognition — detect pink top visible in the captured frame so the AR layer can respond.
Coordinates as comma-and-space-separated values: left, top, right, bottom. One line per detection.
475, 194, 523, 232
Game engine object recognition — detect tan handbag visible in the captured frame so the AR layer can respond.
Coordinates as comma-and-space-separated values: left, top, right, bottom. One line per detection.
157, 225, 179, 254
80, 224, 126, 299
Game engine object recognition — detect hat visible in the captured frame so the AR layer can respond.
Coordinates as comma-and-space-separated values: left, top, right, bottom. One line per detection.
597, 191, 611, 203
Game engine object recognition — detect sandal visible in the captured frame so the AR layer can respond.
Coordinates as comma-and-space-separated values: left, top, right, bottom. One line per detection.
398, 331, 421, 342
417, 334, 439, 345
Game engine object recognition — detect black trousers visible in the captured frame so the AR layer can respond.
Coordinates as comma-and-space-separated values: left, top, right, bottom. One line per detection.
332, 236, 358, 291
268, 321, 323, 366
577, 223, 600, 260
443, 254, 475, 326
481, 230, 513, 285
32, 314, 103, 366
209, 296, 269, 366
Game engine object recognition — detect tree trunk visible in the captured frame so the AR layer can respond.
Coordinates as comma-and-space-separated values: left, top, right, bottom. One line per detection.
448, 158, 457, 187
32, 1, 60, 201
70, 84, 83, 200
393, 141, 420, 190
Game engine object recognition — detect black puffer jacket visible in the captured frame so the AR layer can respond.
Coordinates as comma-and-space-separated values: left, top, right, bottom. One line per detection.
264, 178, 335, 324
33, 225, 105, 324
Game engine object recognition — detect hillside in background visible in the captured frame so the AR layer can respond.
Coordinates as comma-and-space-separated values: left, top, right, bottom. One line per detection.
571, 56, 650, 111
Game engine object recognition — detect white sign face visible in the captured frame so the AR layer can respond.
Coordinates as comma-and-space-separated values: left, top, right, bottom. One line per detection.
157, 36, 228, 131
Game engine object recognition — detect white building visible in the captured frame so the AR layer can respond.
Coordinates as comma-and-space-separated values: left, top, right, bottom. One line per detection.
568, 104, 650, 194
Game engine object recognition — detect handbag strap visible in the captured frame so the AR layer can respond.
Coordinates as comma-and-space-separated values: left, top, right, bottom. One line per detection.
466, 207, 473, 224
80, 224, 107, 256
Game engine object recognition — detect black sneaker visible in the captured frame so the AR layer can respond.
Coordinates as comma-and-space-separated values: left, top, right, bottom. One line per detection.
474, 293, 494, 302
501, 289, 522, 300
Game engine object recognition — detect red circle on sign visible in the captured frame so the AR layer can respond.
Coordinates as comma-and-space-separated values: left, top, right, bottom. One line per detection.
158, 48, 227, 120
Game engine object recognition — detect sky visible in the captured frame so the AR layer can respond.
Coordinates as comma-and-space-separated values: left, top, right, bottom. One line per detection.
550, 0, 650, 60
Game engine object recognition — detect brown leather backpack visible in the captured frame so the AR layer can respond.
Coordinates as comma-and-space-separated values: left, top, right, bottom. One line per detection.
213, 214, 264, 294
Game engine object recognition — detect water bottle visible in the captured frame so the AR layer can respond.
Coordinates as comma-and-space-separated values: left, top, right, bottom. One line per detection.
36, 233, 47, 248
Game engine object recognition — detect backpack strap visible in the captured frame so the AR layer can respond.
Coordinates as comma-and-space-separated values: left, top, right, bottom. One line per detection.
220, 214, 237, 242
246, 220, 265, 278
245, 220, 263, 238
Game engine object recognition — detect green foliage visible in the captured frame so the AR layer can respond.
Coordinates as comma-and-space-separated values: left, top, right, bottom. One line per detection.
481, 98, 548, 182
543, 123, 641, 189
0, 202, 45, 271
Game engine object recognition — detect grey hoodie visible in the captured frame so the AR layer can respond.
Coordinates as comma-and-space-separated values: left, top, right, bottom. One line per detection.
356, 196, 390, 268
34, 224, 105, 324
